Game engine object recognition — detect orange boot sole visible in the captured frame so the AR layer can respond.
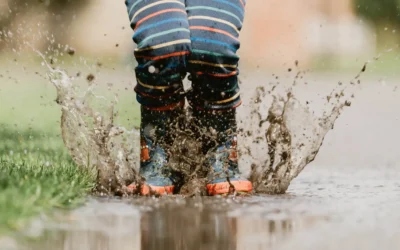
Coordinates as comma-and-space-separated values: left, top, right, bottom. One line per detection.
127, 184, 174, 196
206, 180, 253, 196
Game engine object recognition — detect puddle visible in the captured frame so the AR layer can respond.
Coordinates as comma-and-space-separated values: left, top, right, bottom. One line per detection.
9, 166, 400, 250
13, 197, 327, 250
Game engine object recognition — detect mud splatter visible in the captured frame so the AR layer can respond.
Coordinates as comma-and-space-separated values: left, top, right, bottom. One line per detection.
40, 53, 358, 196
166, 110, 208, 196
243, 90, 346, 194
237, 61, 365, 194
38, 52, 140, 196
66, 47, 75, 56
86, 74, 95, 83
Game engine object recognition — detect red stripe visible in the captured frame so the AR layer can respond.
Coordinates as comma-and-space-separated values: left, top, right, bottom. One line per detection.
135, 9, 186, 30
190, 26, 238, 41
135, 51, 190, 60
239, 0, 245, 8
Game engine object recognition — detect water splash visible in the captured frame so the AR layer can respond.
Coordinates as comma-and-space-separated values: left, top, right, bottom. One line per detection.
243, 89, 348, 194
40, 51, 356, 196
38, 51, 140, 196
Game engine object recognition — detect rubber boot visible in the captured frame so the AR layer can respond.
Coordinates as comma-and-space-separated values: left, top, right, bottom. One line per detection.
193, 109, 253, 195
128, 105, 182, 195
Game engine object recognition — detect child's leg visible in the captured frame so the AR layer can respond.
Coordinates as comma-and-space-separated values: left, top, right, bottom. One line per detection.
186, 0, 244, 109
186, 0, 252, 195
126, 0, 191, 109
125, 0, 191, 195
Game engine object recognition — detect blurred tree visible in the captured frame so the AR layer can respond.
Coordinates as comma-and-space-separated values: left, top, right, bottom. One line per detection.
354, 0, 400, 25
0, 0, 90, 51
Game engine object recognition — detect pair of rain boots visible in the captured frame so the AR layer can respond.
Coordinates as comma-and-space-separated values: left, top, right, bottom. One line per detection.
128, 106, 252, 196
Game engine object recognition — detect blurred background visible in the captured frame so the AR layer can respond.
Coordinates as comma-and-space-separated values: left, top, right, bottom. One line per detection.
0, 0, 399, 73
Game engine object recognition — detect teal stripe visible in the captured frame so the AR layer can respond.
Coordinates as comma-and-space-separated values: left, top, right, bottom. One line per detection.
128, 0, 143, 17
191, 49, 239, 59
186, 6, 242, 25
213, 0, 244, 16
169, 73, 182, 79
138, 28, 190, 48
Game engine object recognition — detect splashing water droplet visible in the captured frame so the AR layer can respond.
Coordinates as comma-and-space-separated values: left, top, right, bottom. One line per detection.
34, 48, 355, 196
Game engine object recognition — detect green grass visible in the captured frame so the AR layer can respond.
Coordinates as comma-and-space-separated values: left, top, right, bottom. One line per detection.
0, 67, 92, 235
0, 59, 141, 235
0, 125, 96, 235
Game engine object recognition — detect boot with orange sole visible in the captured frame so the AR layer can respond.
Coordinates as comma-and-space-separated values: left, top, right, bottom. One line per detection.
194, 109, 253, 196
128, 105, 182, 195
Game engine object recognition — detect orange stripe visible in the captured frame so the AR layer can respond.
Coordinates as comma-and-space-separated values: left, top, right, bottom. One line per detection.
239, 0, 245, 8
190, 26, 239, 41
135, 9, 186, 30
135, 51, 190, 60
232, 99, 242, 108
196, 70, 237, 77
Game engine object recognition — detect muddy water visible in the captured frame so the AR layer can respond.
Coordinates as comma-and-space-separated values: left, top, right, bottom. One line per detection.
11, 164, 400, 250
43, 54, 354, 195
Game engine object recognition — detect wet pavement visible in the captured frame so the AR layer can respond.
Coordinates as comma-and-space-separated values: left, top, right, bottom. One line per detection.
8, 164, 400, 250
2, 70, 400, 249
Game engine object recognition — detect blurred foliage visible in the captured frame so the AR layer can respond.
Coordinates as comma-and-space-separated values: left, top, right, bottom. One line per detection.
354, 0, 400, 25
0, 0, 90, 50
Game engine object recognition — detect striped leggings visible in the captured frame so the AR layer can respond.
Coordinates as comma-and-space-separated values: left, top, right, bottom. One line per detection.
125, 0, 246, 110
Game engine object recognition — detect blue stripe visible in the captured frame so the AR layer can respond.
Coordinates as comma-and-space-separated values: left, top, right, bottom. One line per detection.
212, 0, 244, 16
191, 37, 237, 52
133, 18, 188, 38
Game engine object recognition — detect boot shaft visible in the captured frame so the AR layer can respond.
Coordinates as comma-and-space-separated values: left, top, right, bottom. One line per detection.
140, 105, 184, 146
138, 105, 184, 191
191, 109, 237, 154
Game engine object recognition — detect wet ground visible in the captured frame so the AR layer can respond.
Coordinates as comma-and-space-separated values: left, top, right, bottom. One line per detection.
8, 165, 400, 250
2, 71, 400, 250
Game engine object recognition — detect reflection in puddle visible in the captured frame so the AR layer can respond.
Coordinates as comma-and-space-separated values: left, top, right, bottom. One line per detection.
235, 215, 328, 249
28, 201, 141, 250
23, 198, 327, 250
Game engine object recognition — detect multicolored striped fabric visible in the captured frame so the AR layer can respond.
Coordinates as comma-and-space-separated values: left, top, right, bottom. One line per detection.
125, 0, 246, 110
